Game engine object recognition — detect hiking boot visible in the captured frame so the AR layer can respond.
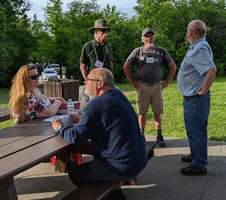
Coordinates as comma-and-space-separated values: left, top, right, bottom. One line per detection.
103, 189, 127, 200
157, 135, 166, 147
180, 164, 207, 175
181, 154, 192, 163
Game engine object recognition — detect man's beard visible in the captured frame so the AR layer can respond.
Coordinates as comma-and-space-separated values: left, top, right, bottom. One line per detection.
146, 43, 154, 48
84, 86, 98, 99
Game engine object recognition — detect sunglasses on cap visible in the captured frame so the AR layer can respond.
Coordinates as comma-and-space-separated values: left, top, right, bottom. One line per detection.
29, 74, 39, 80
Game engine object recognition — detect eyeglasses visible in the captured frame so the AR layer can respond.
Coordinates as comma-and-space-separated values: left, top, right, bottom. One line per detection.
29, 74, 39, 80
87, 78, 101, 82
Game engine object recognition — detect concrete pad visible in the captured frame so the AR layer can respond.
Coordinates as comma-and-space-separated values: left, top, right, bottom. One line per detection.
14, 136, 226, 200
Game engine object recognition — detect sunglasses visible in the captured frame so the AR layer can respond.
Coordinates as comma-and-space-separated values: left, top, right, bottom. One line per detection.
29, 74, 39, 80
98, 28, 109, 33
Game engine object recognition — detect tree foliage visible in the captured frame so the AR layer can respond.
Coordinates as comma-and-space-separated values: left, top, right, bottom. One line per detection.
135, 0, 226, 77
1, 0, 226, 88
0, 0, 35, 87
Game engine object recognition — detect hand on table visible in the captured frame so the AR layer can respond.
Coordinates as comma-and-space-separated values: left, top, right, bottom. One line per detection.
56, 97, 67, 104
49, 97, 67, 104
52, 116, 64, 131
68, 113, 82, 123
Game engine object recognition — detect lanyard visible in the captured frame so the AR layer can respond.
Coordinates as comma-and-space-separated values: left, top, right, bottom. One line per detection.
92, 40, 107, 64
145, 48, 154, 57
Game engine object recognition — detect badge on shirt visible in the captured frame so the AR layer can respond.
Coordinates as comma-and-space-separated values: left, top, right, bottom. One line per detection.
146, 57, 154, 63
95, 60, 104, 68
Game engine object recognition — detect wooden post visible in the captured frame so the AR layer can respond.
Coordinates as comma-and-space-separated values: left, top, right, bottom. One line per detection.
44, 79, 79, 101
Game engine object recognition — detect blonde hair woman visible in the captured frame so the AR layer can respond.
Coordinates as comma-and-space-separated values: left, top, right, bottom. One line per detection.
9, 65, 67, 124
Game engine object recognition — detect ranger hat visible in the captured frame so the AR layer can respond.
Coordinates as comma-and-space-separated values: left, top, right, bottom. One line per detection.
89, 19, 111, 33
142, 28, 155, 36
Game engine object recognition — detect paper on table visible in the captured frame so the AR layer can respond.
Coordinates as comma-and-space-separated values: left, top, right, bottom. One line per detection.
44, 114, 74, 127
43, 115, 67, 122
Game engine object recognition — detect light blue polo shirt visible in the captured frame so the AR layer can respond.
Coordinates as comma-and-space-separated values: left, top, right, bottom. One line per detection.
177, 37, 216, 97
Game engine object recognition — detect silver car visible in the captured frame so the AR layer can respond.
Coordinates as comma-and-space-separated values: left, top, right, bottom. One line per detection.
43, 69, 58, 81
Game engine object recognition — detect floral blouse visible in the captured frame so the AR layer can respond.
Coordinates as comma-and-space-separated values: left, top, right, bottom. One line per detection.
15, 89, 52, 124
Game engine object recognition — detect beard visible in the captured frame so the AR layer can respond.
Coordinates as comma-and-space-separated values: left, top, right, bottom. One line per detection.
146, 43, 154, 48
84, 86, 98, 99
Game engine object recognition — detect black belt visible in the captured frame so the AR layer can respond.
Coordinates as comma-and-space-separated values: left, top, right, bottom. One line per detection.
183, 91, 209, 101
183, 95, 201, 101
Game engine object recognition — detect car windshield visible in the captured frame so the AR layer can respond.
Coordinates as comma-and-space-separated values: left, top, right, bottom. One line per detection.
45, 70, 56, 74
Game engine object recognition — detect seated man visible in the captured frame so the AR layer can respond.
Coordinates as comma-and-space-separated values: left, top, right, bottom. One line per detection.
52, 68, 147, 199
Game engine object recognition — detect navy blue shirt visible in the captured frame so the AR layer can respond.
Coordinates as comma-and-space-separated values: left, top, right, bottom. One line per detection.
59, 88, 147, 177
177, 37, 216, 96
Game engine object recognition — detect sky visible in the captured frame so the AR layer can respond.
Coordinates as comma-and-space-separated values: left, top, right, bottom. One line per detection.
26, 0, 138, 21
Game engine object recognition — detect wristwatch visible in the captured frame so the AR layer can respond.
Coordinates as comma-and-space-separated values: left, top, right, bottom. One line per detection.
57, 125, 64, 133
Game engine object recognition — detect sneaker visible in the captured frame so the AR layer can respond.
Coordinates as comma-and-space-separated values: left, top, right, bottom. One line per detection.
157, 135, 166, 147
103, 189, 127, 200
181, 154, 192, 163
180, 164, 207, 175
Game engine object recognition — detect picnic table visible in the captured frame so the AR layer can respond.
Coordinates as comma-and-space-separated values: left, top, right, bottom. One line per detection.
0, 111, 156, 200
0, 118, 71, 200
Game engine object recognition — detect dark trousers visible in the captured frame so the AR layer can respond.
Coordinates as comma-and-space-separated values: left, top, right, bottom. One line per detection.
68, 159, 136, 187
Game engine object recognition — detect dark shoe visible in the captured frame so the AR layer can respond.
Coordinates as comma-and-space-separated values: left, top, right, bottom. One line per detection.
157, 135, 166, 147
181, 154, 192, 163
142, 134, 146, 142
180, 164, 207, 175
103, 189, 127, 200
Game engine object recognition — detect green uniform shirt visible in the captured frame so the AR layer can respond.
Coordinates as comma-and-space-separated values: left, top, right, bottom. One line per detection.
80, 39, 113, 72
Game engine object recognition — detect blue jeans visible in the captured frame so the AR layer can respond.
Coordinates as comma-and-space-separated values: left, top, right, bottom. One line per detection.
183, 91, 211, 169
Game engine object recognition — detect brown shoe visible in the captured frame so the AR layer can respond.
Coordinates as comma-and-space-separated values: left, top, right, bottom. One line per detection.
123, 178, 137, 185
181, 154, 192, 163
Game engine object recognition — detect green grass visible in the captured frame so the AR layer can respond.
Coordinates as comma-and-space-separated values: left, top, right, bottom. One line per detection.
116, 77, 226, 142
0, 88, 10, 109
0, 88, 14, 129
1, 77, 226, 142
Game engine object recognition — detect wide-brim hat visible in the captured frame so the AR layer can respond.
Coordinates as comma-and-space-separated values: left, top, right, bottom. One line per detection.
89, 19, 111, 33
142, 28, 155, 36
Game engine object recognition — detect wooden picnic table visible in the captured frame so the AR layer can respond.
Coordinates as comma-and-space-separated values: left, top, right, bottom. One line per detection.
0, 118, 71, 200
0, 114, 156, 200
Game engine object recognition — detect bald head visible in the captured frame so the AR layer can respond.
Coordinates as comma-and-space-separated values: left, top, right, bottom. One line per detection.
89, 68, 114, 88
188, 20, 206, 37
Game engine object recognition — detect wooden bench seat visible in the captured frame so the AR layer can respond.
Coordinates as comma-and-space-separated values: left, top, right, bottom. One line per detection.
0, 107, 11, 123
62, 141, 156, 200
62, 181, 120, 200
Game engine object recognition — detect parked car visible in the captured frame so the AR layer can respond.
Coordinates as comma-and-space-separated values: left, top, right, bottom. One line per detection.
49, 64, 60, 73
43, 69, 58, 81
35, 64, 44, 75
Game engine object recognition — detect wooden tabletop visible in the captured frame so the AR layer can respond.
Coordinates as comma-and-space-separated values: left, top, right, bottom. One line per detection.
0, 118, 70, 182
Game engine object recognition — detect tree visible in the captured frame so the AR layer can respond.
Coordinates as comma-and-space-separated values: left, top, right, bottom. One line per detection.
0, 0, 36, 87
134, 0, 226, 77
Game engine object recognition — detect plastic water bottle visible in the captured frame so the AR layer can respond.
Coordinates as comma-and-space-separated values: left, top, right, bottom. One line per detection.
67, 99, 74, 114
